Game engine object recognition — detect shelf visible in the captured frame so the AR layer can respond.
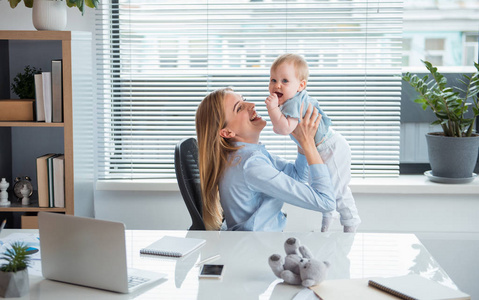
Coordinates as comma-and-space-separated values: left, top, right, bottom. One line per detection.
0, 30, 93, 227
0, 31, 71, 41
0, 206, 66, 213
0, 122, 64, 128
0, 194, 66, 213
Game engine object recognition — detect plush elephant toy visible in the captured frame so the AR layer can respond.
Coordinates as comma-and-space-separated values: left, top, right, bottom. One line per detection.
268, 237, 330, 287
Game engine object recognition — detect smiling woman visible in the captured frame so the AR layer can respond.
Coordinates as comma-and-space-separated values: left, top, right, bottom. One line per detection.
195, 88, 336, 231
219, 92, 266, 144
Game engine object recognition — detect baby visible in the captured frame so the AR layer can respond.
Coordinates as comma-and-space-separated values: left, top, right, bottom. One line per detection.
265, 53, 361, 232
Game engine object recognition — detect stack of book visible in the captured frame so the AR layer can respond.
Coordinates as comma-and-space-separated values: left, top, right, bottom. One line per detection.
36, 154, 65, 208
34, 59, 63, 123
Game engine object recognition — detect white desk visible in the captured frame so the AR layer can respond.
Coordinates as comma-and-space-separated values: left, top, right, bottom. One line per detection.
0, 230, 457, 299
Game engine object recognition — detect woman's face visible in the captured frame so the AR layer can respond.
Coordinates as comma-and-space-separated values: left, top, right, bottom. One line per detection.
220, 91, 266, 143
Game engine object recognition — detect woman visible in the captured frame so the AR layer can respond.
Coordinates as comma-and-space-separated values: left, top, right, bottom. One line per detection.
195, 88, 335, 231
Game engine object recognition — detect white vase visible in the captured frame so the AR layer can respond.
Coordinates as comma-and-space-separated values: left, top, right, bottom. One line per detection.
0, 269, 29, 297
32, 0, 67, 31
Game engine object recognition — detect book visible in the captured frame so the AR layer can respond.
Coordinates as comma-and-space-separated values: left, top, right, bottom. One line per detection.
140, 236, 206, 257
310, 276, 470, 300
52, 154, 65, 208
36, 154, 56, 207
51, 59, 63, 123
34, 73, 45, 122
42, 72, 52, 123
368, 274, 470, 300
46, 154, 59, 207
311, 278, 399, 300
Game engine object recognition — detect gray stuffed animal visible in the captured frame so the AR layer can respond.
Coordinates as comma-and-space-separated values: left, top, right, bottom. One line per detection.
268, 237, 330, 287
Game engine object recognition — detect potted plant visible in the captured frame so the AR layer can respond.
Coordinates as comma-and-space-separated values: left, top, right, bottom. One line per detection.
402, 60, 479, 181
0, 65, 39, 121
8, 0, 99, 15
8, 0, 99, 31
0, 242, 32, 298
11, 65, 39, 100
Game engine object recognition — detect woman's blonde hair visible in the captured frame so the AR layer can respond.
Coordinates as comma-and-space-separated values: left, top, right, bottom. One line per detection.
271, 53, 309, 82
195, 88, 240, 230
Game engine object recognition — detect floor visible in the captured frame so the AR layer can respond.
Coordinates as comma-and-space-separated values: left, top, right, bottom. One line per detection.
417, 232, 479, 299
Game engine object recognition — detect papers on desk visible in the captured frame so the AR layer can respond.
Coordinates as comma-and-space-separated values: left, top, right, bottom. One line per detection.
0, 233, 41, 260
310, 276, 470, 300
140, 236, 206, 257
0, 233, 42, 276
369, 274, 470, 300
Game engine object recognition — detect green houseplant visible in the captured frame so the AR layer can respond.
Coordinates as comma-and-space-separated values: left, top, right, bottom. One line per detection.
8, 0, 99, 31
11, 65, 41, 99
0, 242, 32, 297
8, 0, 99, 15
402, 60, 479, 180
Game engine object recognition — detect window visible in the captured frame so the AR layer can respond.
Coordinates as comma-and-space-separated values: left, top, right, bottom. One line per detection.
403, 0, 479, 69
464, 33, 479, 66
400, 0, 479, 174
96, 0, 402, 180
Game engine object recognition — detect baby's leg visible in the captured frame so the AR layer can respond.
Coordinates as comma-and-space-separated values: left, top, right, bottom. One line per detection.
318, 132, 361, 232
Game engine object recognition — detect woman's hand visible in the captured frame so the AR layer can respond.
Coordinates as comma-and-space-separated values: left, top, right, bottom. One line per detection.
291, 103, 323, 165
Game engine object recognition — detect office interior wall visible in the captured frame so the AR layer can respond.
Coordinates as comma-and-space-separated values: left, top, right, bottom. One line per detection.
94, 190, 479, 234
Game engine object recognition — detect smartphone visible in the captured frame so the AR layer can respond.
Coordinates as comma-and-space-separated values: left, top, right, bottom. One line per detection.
199, 264, 225, 279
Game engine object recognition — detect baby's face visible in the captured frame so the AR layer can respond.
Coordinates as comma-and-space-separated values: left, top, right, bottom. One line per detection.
269, 62, 305, 105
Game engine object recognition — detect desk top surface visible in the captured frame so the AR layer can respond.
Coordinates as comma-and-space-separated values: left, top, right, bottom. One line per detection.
0, 230, 454, 300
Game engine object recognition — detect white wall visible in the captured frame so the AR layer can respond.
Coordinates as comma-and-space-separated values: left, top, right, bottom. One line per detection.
94, 188, 479, 233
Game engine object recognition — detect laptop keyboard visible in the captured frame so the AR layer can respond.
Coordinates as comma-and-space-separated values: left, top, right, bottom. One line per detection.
128, 275, 150, 288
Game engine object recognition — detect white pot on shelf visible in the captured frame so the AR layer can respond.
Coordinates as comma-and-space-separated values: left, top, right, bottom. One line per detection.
32, 0, 67, 31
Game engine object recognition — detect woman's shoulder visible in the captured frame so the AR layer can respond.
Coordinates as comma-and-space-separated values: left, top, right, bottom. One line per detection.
233, 143, 272, 166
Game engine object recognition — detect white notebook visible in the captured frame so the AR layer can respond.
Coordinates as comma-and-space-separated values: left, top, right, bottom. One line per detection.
368, 274, 470, 300
140, 236, 206, 257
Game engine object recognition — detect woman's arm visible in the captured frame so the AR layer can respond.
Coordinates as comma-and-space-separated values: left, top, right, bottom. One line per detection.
291, 103, 323, 165
243, 155, 335, 212
241, 104, 335, 212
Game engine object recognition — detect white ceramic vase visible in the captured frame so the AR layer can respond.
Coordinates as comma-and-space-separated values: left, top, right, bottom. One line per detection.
32, 0, 67, 31
0, 269, 29, 298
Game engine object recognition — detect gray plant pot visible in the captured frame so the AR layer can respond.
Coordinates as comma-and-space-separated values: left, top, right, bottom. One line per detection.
0, 269, 29, 298
426, 132, 479, 178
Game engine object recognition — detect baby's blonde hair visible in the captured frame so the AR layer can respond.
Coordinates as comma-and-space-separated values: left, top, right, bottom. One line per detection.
271, 53, 309, 82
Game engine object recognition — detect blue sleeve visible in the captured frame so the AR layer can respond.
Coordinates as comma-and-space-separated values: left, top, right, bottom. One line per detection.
281, 97, 302, 119
242, 156, 336, 213
268, 152, 309, 183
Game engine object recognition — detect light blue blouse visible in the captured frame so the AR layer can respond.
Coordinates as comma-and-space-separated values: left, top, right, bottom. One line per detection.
281, 90, 332, 146
218, 142, 335, 231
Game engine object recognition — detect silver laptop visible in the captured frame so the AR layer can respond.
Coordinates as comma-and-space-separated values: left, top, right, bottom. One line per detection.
38, 212, 166, 294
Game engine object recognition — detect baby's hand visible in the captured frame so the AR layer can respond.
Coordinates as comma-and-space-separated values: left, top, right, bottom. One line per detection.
265, 93, 279, 111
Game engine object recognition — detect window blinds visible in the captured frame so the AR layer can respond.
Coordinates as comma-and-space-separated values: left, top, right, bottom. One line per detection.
95, 0, 403, 180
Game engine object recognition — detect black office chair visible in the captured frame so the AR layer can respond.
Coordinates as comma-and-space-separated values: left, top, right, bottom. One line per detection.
174, 138, 206, 230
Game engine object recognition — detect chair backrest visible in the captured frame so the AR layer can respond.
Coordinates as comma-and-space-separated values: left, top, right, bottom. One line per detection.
174, 138, 206, 230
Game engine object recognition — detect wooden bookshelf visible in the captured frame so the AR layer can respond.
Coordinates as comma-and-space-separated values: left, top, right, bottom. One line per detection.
0, 30, 92, 228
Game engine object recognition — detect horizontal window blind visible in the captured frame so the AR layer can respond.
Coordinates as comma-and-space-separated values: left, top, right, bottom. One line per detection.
95, 0, 402, 180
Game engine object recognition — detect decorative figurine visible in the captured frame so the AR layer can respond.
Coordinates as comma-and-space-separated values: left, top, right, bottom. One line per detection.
20, 184, 30, 205
13, 177, 33, 200
0, 178, 11, 206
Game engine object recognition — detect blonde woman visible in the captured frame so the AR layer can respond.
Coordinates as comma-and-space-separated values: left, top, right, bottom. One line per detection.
195, 88, 335, 231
